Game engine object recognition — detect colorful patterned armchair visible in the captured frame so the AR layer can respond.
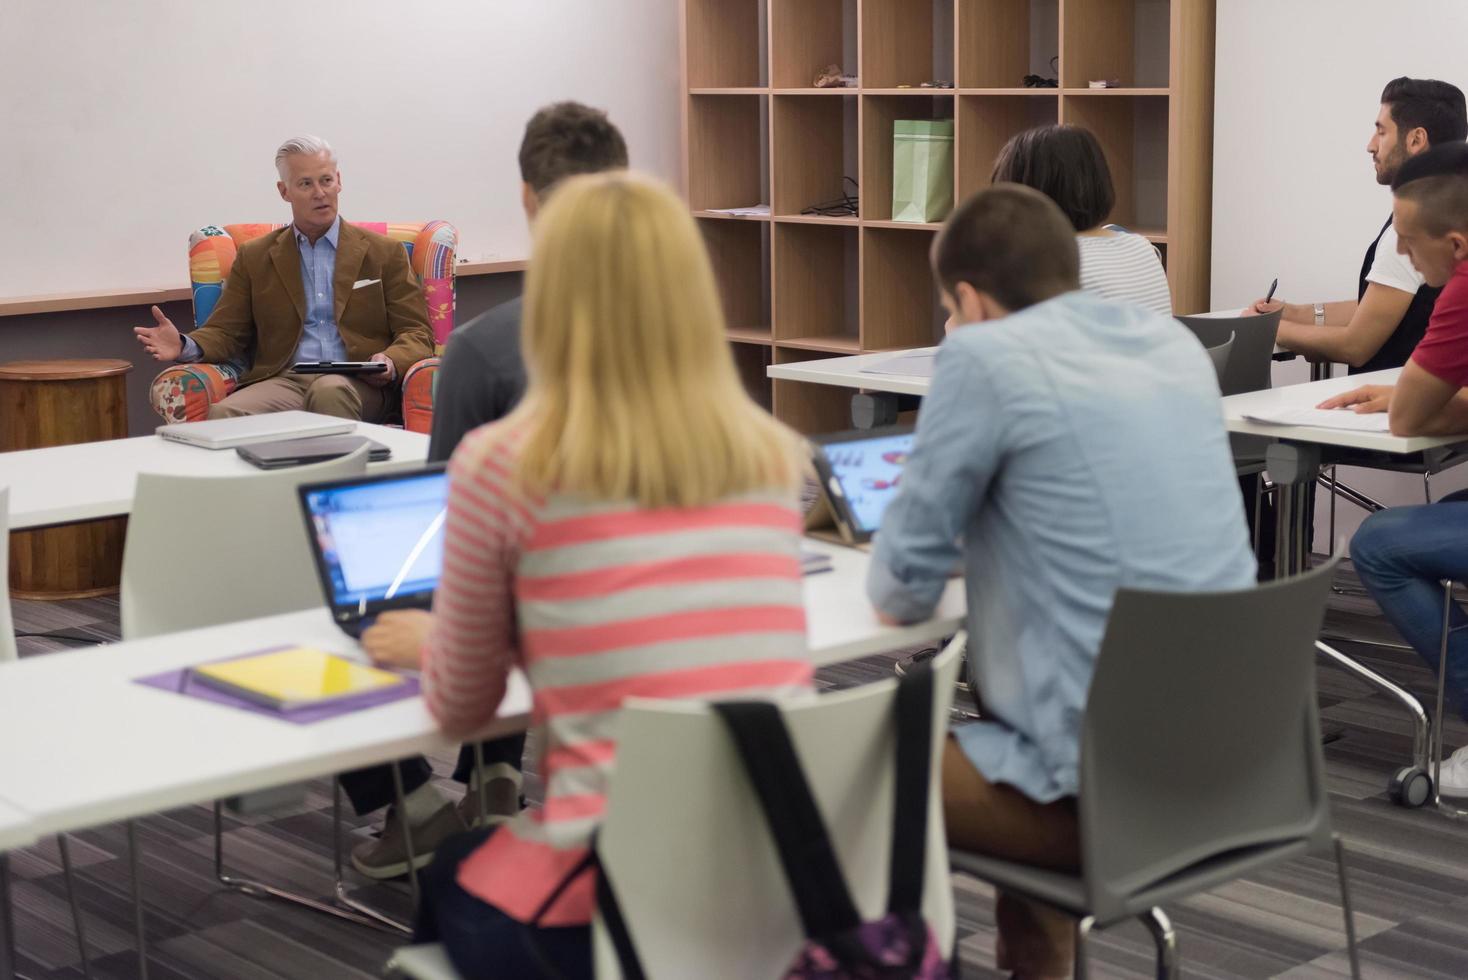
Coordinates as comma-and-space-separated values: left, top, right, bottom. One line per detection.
148, 221, 456, 433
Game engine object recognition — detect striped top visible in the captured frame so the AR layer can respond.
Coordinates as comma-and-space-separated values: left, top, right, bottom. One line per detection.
1077, 232, 1173, 316
421, 421, 814, 926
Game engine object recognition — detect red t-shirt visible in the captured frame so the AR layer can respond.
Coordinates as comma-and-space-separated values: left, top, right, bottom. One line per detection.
1410, 261, 1468, 385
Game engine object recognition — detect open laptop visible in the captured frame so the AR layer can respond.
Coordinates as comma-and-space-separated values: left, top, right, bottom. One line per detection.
298, 465, 448, 638
158, 410, 355, 450
806, 425, 915, 548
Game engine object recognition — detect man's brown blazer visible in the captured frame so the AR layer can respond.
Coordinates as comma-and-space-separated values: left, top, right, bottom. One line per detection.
187, 221, 435, 385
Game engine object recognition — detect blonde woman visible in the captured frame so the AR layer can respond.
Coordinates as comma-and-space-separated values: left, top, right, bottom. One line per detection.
363, 172, 814, 977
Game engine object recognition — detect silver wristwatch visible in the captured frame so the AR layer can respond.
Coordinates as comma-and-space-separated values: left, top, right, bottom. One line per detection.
1313, 303, 1326, 325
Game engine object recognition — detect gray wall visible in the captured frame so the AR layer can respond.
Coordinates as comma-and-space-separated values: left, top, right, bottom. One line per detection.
0, 272, 524, 438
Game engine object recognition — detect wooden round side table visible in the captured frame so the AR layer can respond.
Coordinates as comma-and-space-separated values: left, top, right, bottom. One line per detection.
1, 358, 133, 599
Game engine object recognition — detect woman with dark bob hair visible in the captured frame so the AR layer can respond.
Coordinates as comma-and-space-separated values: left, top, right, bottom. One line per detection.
991, 125, 1172, 315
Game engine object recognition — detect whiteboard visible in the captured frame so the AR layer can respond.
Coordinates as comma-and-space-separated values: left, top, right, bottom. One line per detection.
1212, 0, 1468, 310
0, 0, 682, 298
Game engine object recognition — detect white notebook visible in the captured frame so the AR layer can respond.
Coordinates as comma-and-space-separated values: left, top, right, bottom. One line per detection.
157, 410, 356, 450
1241, 406, 1392, 433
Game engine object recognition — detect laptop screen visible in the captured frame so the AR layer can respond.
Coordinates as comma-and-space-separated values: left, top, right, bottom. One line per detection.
301, 469, 448, 610
815, 429, 914, 534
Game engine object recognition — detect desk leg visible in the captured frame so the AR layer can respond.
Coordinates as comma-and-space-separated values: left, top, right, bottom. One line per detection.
1266, 442, 1320, 578
127, 823, 148, 980
1, 853, 14, 980
1268, 441, 1438, 799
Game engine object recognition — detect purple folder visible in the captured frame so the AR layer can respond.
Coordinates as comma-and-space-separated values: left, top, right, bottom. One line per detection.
135, 647, 422, 725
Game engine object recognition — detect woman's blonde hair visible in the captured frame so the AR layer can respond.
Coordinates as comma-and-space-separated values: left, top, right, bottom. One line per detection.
513, 172, 802, 508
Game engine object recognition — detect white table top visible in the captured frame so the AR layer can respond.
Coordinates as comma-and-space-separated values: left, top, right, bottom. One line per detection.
765, 314, 1292, 397
768, 348, 935, 397
1221, 368, 1468, 455
0, 798, 36, 853
1, 419, 429, 530
0, 541, 964, 838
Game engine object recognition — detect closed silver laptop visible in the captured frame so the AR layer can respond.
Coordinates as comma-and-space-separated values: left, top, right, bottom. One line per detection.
156, 410, 355, 450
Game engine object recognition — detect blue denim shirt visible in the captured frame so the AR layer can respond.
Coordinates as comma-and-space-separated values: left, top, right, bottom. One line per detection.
179, 217, 346, 364
867, 291, 1257, 803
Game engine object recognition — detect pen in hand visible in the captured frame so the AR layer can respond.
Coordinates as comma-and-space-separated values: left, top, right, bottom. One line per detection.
1264, 277, 1278, 304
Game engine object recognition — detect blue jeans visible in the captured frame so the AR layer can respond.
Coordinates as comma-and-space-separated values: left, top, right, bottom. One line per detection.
413, 827, 591, 979
1351, 489, 1468, 722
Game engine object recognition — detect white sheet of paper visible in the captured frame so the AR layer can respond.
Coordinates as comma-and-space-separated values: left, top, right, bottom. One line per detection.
1242, 406, 1392, 432
860, 350, 937, 378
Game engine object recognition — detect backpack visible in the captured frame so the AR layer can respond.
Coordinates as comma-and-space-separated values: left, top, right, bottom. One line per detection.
595, 658, 950, 979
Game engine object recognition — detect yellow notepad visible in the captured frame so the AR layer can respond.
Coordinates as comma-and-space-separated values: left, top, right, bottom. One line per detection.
190, 647, 406, 711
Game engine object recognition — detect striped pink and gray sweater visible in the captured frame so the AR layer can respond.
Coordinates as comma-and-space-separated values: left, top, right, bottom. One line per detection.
422, 421, 814, 925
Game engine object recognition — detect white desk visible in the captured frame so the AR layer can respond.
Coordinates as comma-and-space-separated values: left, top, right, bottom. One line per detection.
767, 319, 1297, 404
1223, 368, 1468, 800
0, 801, 33, 854
1, 419, 429, 531
0, 542, 962, 838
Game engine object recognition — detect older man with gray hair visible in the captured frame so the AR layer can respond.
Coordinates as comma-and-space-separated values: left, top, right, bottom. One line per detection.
133, 135, 434, 420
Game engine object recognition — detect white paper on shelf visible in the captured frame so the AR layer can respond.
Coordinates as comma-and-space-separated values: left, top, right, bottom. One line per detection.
1241, 406, 1392, 432
705, 204, 771, 217
859, 349, 938, 378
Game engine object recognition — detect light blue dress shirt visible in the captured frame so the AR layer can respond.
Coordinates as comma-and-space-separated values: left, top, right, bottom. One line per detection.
178, 217, 347, 365
867, 291, 1257, 803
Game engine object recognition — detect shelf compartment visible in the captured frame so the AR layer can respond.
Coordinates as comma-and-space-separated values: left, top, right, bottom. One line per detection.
688, 94, 768, 212
771, 94, 858, 217
957, 0, 1059, 90
727, 327, 774, 345
772, 349, 856, 435
861, 226, 946, 351
772, 222, 859, 348
698, 216, 770, 340
686, 0, 765, 88
1062, 94, 1169, 231
861, 94, 956, 223
861, 0, 955, 90
1061, 0, 1171, 90
731, 341, 774, 410
956, 93, 1060, 200
770, 0, 855, 90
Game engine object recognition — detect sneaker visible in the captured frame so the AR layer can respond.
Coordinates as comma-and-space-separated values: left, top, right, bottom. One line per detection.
1438, 745, 1468, 798
350, 801, 466, 880
455, 774, 523, 830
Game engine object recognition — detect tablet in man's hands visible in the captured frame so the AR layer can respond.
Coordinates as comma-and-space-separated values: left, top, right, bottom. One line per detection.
291, 361, 390, 375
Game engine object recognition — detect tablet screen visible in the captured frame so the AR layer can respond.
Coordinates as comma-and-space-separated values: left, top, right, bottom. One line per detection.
816, 430, 914, 534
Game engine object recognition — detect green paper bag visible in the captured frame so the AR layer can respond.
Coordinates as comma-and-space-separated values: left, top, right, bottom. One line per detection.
891, 119, 954, 223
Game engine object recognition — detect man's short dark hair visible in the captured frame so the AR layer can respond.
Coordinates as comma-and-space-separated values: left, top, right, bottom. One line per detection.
989, 125, 1115, 232
932, 185, 1080, 311
1393, 141, 1468, 237
518, 102, 629, 196
1381, 77, 1468, 146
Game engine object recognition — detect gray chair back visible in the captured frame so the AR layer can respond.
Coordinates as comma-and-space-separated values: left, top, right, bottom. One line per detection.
1079, 559, 1337, 922
1177, 310, 1280, 396
1203, 332, 1234, 384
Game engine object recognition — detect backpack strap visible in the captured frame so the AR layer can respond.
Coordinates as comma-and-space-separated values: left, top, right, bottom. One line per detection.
714, 700, 864, 941
887, 656, 935, 916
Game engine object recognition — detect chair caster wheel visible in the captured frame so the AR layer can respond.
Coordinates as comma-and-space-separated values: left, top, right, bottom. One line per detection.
1389, 766, 1432, 807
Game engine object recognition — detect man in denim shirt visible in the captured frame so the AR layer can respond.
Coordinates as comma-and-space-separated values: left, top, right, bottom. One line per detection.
868, 185, 1255, 975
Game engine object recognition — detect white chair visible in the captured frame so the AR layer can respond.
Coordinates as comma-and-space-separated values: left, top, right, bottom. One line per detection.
0, 487, 15, 663
119, 447, 368, 639
386, 636, 965, 980
592, 633, 964, 977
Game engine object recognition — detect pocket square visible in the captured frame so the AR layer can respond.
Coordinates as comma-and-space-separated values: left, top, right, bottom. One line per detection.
352, 278, 381, 290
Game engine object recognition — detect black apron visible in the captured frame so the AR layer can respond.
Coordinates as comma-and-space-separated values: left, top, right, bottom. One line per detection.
1354, 215, 1441, 374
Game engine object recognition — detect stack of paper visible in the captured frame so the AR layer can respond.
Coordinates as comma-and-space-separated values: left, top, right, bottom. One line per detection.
704, 204, 771, 218
1241, 406, 1392, 433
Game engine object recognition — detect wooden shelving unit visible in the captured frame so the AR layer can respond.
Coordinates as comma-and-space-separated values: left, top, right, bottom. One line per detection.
682, 0, 1216, 432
